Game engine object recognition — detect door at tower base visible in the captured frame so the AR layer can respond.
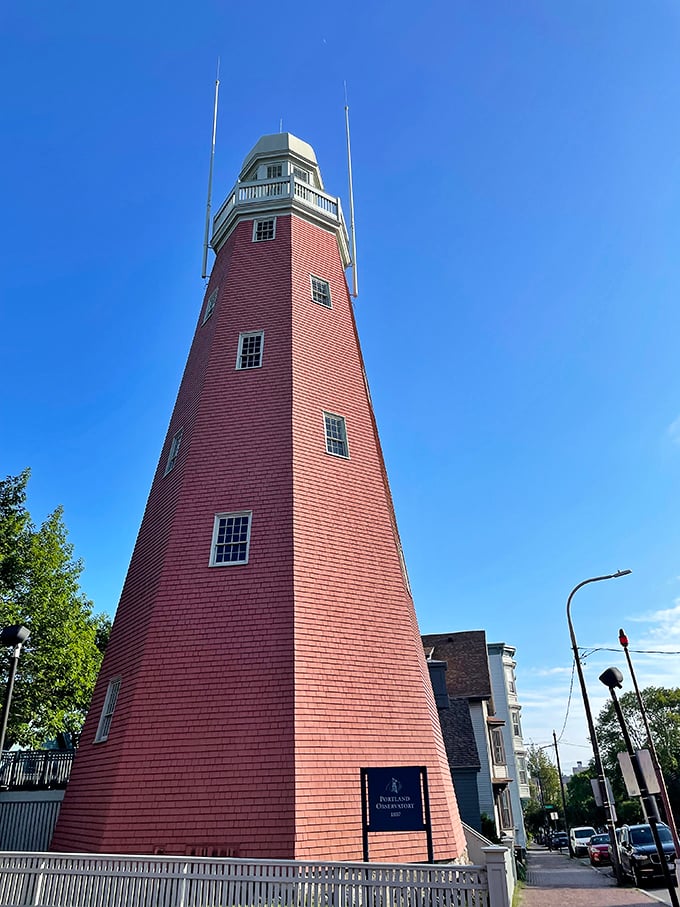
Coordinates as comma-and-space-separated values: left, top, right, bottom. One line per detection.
50, 132, 466, 862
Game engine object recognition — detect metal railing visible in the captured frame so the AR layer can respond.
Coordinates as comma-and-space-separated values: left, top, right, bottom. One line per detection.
0, 752, 74, 791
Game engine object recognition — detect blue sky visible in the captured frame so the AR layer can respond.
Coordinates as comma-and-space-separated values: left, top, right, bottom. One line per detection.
3, 1, 680, 771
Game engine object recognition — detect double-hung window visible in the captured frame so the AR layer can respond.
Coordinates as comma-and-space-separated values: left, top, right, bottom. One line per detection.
311, 275, 331, 308
210, 512, 252, 566
236, 331, 264, 370
253, 218, 276, 242
94, 678, 121, 743
164, 429, 183, 476
324, 412, 349, 458
202, 288, 218, 324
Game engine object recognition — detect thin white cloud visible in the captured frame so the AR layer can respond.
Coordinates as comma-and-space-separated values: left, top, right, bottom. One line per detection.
525, 665, 573, 678
668, 415, 680, 446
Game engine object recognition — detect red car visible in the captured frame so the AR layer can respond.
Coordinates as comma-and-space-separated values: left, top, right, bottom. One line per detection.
587, 833, 611, 866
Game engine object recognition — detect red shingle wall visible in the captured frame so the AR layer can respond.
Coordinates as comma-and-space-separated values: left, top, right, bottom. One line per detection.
289, 216, 465, 861
52, 210, 464, 863
53, 218, 297, 856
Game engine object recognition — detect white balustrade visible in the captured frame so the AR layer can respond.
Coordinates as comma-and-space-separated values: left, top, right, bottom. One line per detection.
0, 852, 496, 907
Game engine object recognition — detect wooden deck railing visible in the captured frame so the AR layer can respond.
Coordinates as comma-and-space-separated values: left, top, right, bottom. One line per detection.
0, 752, 74, 791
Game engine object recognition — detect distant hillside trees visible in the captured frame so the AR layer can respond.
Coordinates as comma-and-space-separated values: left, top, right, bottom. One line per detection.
523, 745, 564, 836
561, 686, 680, 828
0, 470, 110, 748
596, 685, 680, 824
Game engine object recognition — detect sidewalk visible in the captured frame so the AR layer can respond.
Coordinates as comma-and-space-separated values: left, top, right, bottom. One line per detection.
520, 845, 662, 907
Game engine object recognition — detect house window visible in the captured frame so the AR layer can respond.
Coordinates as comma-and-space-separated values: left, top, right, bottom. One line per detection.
236, 331, 264, 370
253, 218, 275, 242
499, 788, 513, 829
518, 757, 528, 786
94, 678, 121, 743
293, 166, 309, 183
266, 164, 282, 179
324, 412, 349, 458
311, 275, 331, 308
203, 288, 218, 324
505, 667, 517, 694
511, 710, 522, 738
491, 727, 506, 765
210, 512, 252, 566
164, 429, 183, 476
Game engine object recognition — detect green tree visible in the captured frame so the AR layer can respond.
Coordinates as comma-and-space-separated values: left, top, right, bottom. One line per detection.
0, 470, 111, 748
524, 746, 563, 836
595, 686, 680, 823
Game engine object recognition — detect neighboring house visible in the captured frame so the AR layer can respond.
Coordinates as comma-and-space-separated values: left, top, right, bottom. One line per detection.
426, 658, 482, 831
422, 631, 514, 843
487, 642, 530, 851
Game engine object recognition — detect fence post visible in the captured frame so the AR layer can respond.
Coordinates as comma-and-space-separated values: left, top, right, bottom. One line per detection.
482, 846, 512, 907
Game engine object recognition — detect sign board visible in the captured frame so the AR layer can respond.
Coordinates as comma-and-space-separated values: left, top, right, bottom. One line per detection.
618, 750, 661, 797
365, 767, 425, 832
360, 767, 433, 861
591, 777, 617, 821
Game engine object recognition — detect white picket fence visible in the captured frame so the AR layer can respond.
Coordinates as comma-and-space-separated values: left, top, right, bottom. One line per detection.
0, 852, 499, 907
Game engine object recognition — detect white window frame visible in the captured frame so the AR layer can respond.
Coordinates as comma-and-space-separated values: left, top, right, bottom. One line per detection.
209, 511, 252, 567
236, 331, 265, 370
252, 218, 276, 242
499, 787, 513, 830
323, 411, 349, 459
164, 428, 183, 476
310, 275, 332, 308
491, 727, 506, 766
293, 166, 310, 183
202, 288, 218, 324
94, 678, 121, 743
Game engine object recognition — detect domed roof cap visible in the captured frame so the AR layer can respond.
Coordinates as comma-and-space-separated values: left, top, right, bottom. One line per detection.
239, 133, 320, 182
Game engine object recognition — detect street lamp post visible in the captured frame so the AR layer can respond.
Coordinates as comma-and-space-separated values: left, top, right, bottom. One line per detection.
0, 624, 31, 757
566, 570, 631, 883
599, 666, 679, 907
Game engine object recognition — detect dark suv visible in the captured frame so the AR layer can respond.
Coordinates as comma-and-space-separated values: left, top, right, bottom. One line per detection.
619, 823, 676, 887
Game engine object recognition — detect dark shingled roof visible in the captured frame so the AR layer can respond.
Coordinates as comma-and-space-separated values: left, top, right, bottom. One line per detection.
421, 630, 492, 700
438, 698, 481, 770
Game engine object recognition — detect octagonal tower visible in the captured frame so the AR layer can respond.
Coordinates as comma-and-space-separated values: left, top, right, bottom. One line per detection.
52, 134, 465, 862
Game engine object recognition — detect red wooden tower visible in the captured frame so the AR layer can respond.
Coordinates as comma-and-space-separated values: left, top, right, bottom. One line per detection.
52, 134, 465, 861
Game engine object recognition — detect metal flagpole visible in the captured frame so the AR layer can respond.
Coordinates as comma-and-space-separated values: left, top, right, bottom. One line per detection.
201, 60, 220, 280
344, 83, 358, 299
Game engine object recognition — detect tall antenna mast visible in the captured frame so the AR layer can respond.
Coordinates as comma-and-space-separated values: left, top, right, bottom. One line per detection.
201, 59, 220, 280
344, 83, 358, 299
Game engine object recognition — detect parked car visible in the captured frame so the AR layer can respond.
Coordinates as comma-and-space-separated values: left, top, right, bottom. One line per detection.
587, 833, 611, 866
551, 832, 569, 851
619, 823, 676, 887
570, 825, 596, 857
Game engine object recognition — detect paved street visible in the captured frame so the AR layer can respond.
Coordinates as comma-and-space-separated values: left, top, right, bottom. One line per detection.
521, 845, 673, 907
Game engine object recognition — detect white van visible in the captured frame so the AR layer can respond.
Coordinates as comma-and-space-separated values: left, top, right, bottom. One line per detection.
570, 825, 596, 857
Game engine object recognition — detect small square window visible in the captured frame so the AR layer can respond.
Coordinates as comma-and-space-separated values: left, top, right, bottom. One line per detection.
293, 167, 310, 183
266, 164, 282, 179
94, 678, 121, 743
324, 412, 349, 458
203, 288, 218, 324
210, 512, 252, 566
253, 218, 276, 242
236, 331, 264, 370
311, 275, 331, 308
164, 428, 183, 476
